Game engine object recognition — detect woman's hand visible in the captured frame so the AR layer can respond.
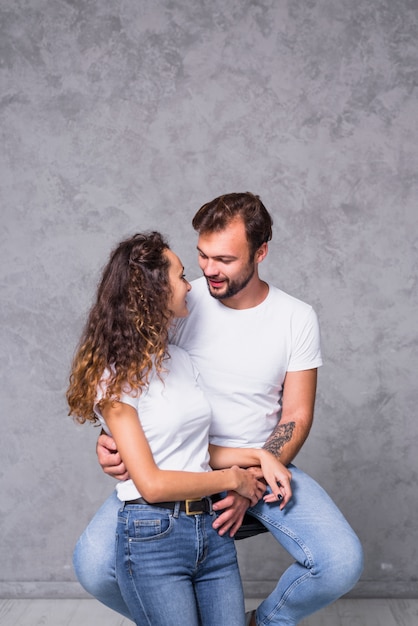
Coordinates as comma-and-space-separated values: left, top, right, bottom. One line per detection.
256, 449, 292, 509
232, 465, 267, 506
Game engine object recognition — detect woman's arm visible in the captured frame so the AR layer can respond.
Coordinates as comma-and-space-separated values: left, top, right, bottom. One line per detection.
209, 445, 292, 507
209, 445, 269, 468
101, 401, 266, 505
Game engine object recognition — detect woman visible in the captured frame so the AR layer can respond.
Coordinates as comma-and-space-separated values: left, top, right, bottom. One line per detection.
67, 232, 291, 626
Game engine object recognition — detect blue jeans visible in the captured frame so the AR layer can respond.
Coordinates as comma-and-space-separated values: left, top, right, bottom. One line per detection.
73, 466, 363, 625
248, 466, 364, 625
115, 502, 245, 625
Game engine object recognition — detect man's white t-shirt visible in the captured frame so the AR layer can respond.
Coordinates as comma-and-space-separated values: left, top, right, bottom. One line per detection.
173, 277, 323, 448
94, 345, 213, 501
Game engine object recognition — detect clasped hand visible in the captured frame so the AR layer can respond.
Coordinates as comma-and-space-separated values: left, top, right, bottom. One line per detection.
96, 434, 292, 537
212, 452, 292, 537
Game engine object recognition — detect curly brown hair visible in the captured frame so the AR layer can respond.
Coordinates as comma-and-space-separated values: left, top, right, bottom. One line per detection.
67, 231, 172, 424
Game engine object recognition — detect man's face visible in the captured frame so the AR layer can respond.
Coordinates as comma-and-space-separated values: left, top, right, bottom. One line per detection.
196, 218, 256, 301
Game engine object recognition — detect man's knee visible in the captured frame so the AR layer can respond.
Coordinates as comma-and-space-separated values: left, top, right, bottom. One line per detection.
72, 531, 112, 593
73, 535, 97, 592
319, 530, 364, 594
344, 533, 364, 587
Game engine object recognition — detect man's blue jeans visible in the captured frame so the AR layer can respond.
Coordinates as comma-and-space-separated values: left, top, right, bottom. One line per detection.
73, 466, 363, 625
247, 466, 363, 625
115, 501, 245, 625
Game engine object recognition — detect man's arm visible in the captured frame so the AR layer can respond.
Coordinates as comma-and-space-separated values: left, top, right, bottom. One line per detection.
263, 368, 317, 465
212, 368, 318, 535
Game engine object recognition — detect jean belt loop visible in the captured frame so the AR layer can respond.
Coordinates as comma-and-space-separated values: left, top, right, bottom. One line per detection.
173, 501, 181, 518
204, 496, 213, 514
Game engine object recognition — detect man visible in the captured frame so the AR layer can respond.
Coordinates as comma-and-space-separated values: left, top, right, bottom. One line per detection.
74, 193, 363, 625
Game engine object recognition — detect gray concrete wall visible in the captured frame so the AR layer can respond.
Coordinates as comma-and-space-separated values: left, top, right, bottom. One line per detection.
1, 0, 417, 600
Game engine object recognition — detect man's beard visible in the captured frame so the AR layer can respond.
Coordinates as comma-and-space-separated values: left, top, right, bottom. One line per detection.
205, 264, 255, 300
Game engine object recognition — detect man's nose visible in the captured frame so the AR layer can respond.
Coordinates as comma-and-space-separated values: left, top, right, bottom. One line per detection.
203, 259, 219, 276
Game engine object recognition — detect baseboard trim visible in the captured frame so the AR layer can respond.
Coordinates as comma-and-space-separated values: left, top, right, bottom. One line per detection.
0, 582, 90, 599
0, 580, 417, 600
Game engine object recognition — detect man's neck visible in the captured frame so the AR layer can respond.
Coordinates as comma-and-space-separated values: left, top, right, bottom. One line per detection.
219, 279, 269, 310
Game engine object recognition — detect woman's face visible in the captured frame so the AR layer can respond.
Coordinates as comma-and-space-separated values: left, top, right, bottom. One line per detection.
165, 249, 192, 318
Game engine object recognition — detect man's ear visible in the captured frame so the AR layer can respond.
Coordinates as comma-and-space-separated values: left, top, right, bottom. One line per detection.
255, 242, 268, 264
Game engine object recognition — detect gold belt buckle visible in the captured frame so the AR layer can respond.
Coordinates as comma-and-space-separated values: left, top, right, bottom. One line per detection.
185, 497, 211, 515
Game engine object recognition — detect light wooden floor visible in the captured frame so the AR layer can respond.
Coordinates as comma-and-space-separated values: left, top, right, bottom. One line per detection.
1, 598, 418, 625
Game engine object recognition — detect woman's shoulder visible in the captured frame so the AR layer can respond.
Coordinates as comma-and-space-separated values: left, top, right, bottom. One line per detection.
168, 344, 199, 379
168, 343, 194, 364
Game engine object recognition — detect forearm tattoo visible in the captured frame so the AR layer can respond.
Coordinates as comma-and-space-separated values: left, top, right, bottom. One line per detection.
262, 421, 296, 458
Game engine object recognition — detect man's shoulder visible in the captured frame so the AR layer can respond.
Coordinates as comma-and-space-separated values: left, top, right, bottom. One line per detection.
267, 284, 314, 313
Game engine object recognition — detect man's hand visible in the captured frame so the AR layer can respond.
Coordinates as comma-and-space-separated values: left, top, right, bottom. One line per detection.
212, 491, 250, 537
96, 432, 129, 481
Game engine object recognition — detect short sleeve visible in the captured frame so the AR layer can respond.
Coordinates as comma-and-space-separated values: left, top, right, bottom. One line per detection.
287, 307, 323, 372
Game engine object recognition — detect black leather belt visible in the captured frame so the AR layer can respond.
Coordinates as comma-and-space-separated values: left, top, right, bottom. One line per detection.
125, 494, 222, 515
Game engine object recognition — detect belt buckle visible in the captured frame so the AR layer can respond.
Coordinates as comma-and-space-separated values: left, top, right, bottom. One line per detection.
185, 497, 212, 515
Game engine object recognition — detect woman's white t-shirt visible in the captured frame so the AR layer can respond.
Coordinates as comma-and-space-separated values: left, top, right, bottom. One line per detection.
94, 345, 212, 501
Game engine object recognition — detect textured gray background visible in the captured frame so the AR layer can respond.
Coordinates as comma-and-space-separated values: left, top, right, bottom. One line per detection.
1, 0, 417, 601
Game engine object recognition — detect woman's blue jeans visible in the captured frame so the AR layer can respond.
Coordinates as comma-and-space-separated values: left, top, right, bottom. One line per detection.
73, 466, 363, 625
115, 501, 245, 625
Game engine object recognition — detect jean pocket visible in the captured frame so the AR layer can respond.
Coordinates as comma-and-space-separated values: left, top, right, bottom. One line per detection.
128, 509, 173, 540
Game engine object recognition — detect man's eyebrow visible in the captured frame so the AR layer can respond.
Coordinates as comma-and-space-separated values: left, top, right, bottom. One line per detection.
196, 247, 237, 260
